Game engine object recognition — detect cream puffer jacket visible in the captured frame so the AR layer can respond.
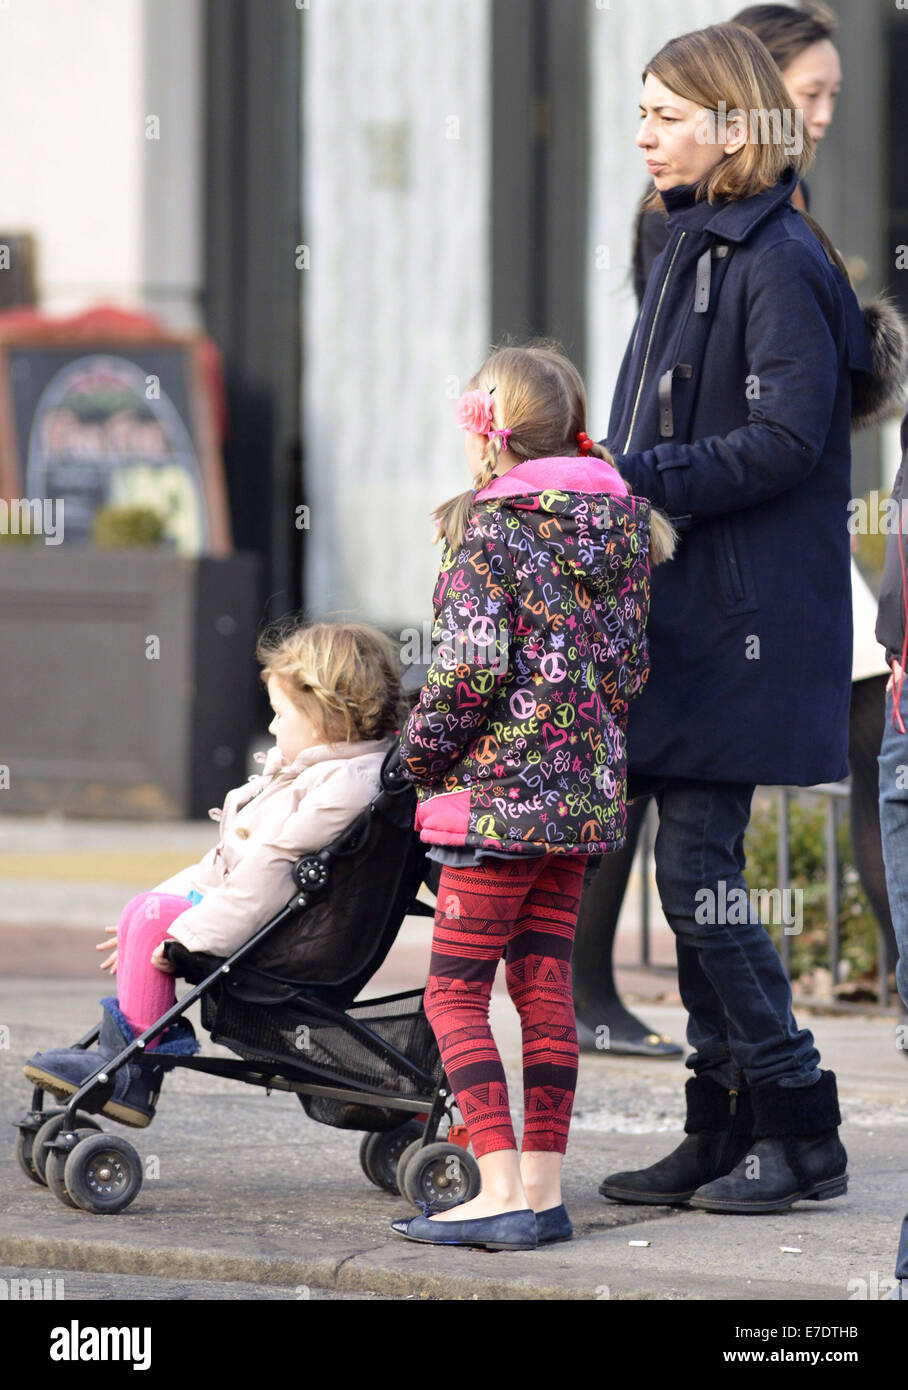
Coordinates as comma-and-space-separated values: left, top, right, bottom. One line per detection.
154, 736, 395, 958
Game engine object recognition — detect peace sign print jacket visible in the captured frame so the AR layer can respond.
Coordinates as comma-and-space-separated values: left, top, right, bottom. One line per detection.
398, 454, 654, 856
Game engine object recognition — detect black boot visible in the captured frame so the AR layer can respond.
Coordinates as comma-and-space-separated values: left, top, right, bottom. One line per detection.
599, 1073, 754, 1205
689, 1069, 847, 1214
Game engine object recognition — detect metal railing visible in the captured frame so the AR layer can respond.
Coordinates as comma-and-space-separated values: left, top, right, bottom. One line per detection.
635, 782, 893, 1008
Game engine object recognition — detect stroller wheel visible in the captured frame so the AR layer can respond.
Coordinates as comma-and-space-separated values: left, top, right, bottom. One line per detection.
31, 1111, 102, 1187
63, 1133, 143, 1215
45, 1128, 101, 1209
15, 1109, 66, 1185
399, 1141, 481, 1212
360, 1120, 426, 1194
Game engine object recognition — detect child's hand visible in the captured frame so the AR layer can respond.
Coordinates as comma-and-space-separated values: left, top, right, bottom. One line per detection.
150, 942, 175, 974
95, 923, 118, 974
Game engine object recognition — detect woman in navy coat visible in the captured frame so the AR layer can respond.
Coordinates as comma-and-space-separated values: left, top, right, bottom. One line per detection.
597, 22, 885, 1215
576, 0, 906, 1070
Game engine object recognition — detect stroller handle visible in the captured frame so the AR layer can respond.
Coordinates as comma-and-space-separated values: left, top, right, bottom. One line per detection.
379, 735, 410, 794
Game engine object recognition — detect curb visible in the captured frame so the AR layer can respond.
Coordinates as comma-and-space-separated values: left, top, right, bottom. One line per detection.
0, 1234, 594, 1301
0, 1232, 845, 1302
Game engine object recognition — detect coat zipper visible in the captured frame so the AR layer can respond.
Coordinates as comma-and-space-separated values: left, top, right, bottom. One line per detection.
622, 230, 686, 453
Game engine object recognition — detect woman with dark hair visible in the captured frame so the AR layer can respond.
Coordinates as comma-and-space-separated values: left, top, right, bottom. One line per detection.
594, 20, 906, 1215
575, 0, 906, 1067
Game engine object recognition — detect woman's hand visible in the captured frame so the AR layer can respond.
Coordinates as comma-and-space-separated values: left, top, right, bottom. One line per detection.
887, 658, 905, 696
150, 941, 175, 974
95, 923, 118, 974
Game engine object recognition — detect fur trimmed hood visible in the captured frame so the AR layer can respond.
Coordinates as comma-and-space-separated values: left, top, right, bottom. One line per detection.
850, 294, 908, 431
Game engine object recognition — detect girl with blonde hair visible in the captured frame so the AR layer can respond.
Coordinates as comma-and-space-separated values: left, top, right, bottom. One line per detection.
392, 341, 673, 1250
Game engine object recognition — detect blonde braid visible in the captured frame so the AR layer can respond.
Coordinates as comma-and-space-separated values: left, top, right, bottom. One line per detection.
432, 434, 505, 549
476, 435, 503, 490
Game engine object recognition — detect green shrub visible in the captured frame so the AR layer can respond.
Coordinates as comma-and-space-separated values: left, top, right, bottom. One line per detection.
744, 795, 879, 981
92, 505, 166, 549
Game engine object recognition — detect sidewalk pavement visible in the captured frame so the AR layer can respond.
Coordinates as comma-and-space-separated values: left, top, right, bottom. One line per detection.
1, 813, 906, 1301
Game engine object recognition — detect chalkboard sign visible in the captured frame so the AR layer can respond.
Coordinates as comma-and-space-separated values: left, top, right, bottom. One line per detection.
0, 333, 231, 554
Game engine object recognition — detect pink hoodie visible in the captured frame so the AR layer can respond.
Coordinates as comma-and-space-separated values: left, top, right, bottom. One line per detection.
472, 453, 628, 503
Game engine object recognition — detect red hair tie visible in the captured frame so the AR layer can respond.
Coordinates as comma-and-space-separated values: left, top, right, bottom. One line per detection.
576, 431, 592, 455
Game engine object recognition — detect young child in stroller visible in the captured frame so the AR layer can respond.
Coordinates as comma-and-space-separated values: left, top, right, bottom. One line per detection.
23, 620, 406, 1127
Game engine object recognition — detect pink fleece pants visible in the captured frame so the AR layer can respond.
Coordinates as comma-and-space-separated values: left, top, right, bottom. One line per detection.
116, 891, 193, 1039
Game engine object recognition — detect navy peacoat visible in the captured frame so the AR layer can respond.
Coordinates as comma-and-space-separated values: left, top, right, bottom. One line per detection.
604, 165, 875, 787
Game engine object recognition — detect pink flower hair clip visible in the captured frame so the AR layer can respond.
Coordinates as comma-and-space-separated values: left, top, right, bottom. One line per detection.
455, 387, 512, 450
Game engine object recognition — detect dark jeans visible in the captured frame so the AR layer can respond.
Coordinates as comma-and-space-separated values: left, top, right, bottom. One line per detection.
652, 778, 821, 1088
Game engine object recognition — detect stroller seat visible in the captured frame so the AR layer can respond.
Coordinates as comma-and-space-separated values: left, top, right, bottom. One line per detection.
169, 737, 432, 1004
166, 738, 442, 1125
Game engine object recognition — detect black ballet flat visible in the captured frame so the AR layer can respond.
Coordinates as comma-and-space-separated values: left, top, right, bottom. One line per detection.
576, 1017, 683, 1058
602, 1032, 683, 1058
535, 1203, 573, 1244
390, 1208, 538, 1251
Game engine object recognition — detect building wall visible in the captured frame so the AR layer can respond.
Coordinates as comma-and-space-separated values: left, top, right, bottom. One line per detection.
300, 0, 491, 634
141, 0, 204, 332
0, 0, 202, 329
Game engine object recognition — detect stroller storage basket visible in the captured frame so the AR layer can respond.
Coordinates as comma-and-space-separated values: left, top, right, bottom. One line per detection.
203, 983, 441, 1101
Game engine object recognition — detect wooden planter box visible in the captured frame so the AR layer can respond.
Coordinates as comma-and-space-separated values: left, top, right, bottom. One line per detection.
0, 549, 262, 818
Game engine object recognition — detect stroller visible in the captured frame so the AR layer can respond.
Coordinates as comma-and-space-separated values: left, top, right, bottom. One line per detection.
14, 741, 480, 1215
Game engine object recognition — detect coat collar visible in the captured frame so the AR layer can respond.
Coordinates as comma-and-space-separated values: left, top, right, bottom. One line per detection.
473, 454, 628, 502
254, 737, 392, 780
660, 165, 800, 244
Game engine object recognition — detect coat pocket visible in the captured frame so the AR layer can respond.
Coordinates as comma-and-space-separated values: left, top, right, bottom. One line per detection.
711, 516, 759, 615
414, 788, 471, 839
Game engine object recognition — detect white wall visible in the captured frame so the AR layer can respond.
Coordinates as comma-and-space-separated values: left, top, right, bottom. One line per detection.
300, 0, 491, 633
0, 0, 202, 328
141, 0, 204, 331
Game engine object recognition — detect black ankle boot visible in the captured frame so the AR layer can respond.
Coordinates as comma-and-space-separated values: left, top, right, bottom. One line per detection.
599, 1074, 754, 1205
689, 1069, 847, 1214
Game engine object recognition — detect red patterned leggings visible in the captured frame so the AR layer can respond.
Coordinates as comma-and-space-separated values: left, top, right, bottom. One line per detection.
424, 855, 586, 1159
